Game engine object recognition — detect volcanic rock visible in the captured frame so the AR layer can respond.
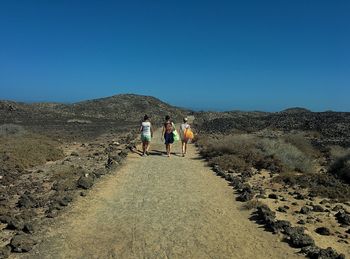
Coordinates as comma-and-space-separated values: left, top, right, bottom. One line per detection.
77, 175, 94, 189
315, 227, 331, 236
10, 234, 36, 253
335, 211, 350, 226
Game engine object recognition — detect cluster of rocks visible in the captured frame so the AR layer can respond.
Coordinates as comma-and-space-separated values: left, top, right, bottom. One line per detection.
211, 163, 349, 258
213, 165, 257, 202
0, 136, 137, 257
254, 205, 345, 258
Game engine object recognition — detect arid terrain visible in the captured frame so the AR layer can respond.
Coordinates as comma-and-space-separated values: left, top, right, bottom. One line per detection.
0, 94, 189, 258
0, 95, 349, 258
194, 109, 350, 258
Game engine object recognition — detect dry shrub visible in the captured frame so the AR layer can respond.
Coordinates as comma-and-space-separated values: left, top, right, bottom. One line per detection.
199, 134, 257, 157
240, 199, 264, 210
0, 134, 64, 171
283, 133, 320, 158
209, 154, 249, 171
275, 172, 350, 201
329, 146, 350, 159
258, 138, 313, 174
328, 154, 350, 184
198, 133, 314, 174
0, 124, 26, 137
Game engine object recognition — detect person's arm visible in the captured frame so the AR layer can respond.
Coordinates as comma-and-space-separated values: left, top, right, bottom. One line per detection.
140, 125, 143, 133
151, 123, 154, 138
161, 124, 165, 140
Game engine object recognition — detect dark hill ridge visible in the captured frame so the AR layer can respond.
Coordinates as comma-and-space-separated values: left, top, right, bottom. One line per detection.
195, 110, 350, 147
0, 94, 190, 140
0, 94, 189, 123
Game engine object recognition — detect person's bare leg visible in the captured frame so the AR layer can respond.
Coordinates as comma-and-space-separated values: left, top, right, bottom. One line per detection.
168, 144, 172, 157
142, 142, 146, 155
166, 144, 171, 157
182, 141, 185, 156
146, 142, 150, 155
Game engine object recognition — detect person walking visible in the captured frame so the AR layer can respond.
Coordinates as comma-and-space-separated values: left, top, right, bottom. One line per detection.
179, 117, 193, 157
140, 114, 153, 156
161, 115, 174, 157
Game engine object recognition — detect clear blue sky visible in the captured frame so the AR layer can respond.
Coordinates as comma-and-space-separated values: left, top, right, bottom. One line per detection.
0, 0, 349, 111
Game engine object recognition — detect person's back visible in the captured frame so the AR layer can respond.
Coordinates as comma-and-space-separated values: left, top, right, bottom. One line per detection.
141, 121, 151, 136
140, 115, 152, 156
164, 120, 173, 134
162, 115, 174, 157
179, 118, 192, 157
180, 122, 190, 132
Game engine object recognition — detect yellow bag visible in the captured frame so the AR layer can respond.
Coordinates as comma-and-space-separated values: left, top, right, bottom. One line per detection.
184, 128, 194, 140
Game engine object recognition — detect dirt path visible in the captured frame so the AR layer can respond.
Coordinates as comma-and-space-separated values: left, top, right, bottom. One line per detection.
18, 129, 302, 259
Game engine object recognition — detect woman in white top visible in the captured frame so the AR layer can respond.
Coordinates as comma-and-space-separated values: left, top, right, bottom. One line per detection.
179, 117, 190, 157
140, 114, 153, 156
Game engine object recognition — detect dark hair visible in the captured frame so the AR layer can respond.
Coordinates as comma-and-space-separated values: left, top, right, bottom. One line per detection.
165, 115, 170, 121
144, 114, 149, 121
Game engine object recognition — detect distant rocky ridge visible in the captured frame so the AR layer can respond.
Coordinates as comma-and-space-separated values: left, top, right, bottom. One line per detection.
195, 110, 350, 147
0, 94, 190, 124
0, 94, 191, 140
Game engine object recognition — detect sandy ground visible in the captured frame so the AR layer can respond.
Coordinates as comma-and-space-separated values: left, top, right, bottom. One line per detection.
16, 129, 302, 259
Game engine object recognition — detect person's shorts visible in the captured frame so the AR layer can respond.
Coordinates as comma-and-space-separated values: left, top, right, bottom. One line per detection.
181, 137, 190, 143
141, 134, 151, 142
164, 132, 174, 144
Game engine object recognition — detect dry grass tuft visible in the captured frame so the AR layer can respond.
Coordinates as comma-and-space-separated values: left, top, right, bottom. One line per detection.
0, 133, 64, 171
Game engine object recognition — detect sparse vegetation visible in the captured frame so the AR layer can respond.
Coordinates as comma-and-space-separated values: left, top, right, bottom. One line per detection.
0, 124, 26, 137
0, 134, 64, 171
198, 133, 314, 174
329, 154, 350, 184
258, 138, 313, 174
240, 199, 264, 210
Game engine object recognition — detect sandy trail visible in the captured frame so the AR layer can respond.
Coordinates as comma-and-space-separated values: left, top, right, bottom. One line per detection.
18, 129, 301, 259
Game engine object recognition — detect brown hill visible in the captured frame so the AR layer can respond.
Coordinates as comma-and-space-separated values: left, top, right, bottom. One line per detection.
0, 94, 190, 140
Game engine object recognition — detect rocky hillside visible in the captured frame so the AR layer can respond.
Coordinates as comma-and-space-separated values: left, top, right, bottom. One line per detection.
194, 109, 350, 147
0, 94, 190, 140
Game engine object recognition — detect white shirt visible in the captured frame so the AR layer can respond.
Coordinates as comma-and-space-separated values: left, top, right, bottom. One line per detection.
141, 121, 151, 136
180, 123, 190, 132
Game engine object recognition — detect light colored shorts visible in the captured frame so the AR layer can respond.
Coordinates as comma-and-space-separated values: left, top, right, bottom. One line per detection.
141, 134, 151, 142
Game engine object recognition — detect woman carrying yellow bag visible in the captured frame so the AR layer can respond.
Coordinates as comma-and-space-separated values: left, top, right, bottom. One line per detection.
179, 117, 193, 157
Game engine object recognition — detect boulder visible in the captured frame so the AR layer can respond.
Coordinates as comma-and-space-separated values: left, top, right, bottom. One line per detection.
315, 227, 331, 236
17, 194, 36, 209
6, 217, 24, 231
237, 187, 254, 202
23, 223, 34, 234
277, 206, 288, 213
288, 232, 314, 248
300, 206, 311, 215
0, 246, 11, 258
10, 234, 36, 253
312, 205, 325, 212
335, 211, 350, 226
270, 220, 291, 234
268, 194, 278, 199
77, 175, 94, 189
301, 245, 345, 259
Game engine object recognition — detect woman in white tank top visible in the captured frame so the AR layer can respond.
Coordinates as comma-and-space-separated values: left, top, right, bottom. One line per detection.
140, 115, 153, 156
